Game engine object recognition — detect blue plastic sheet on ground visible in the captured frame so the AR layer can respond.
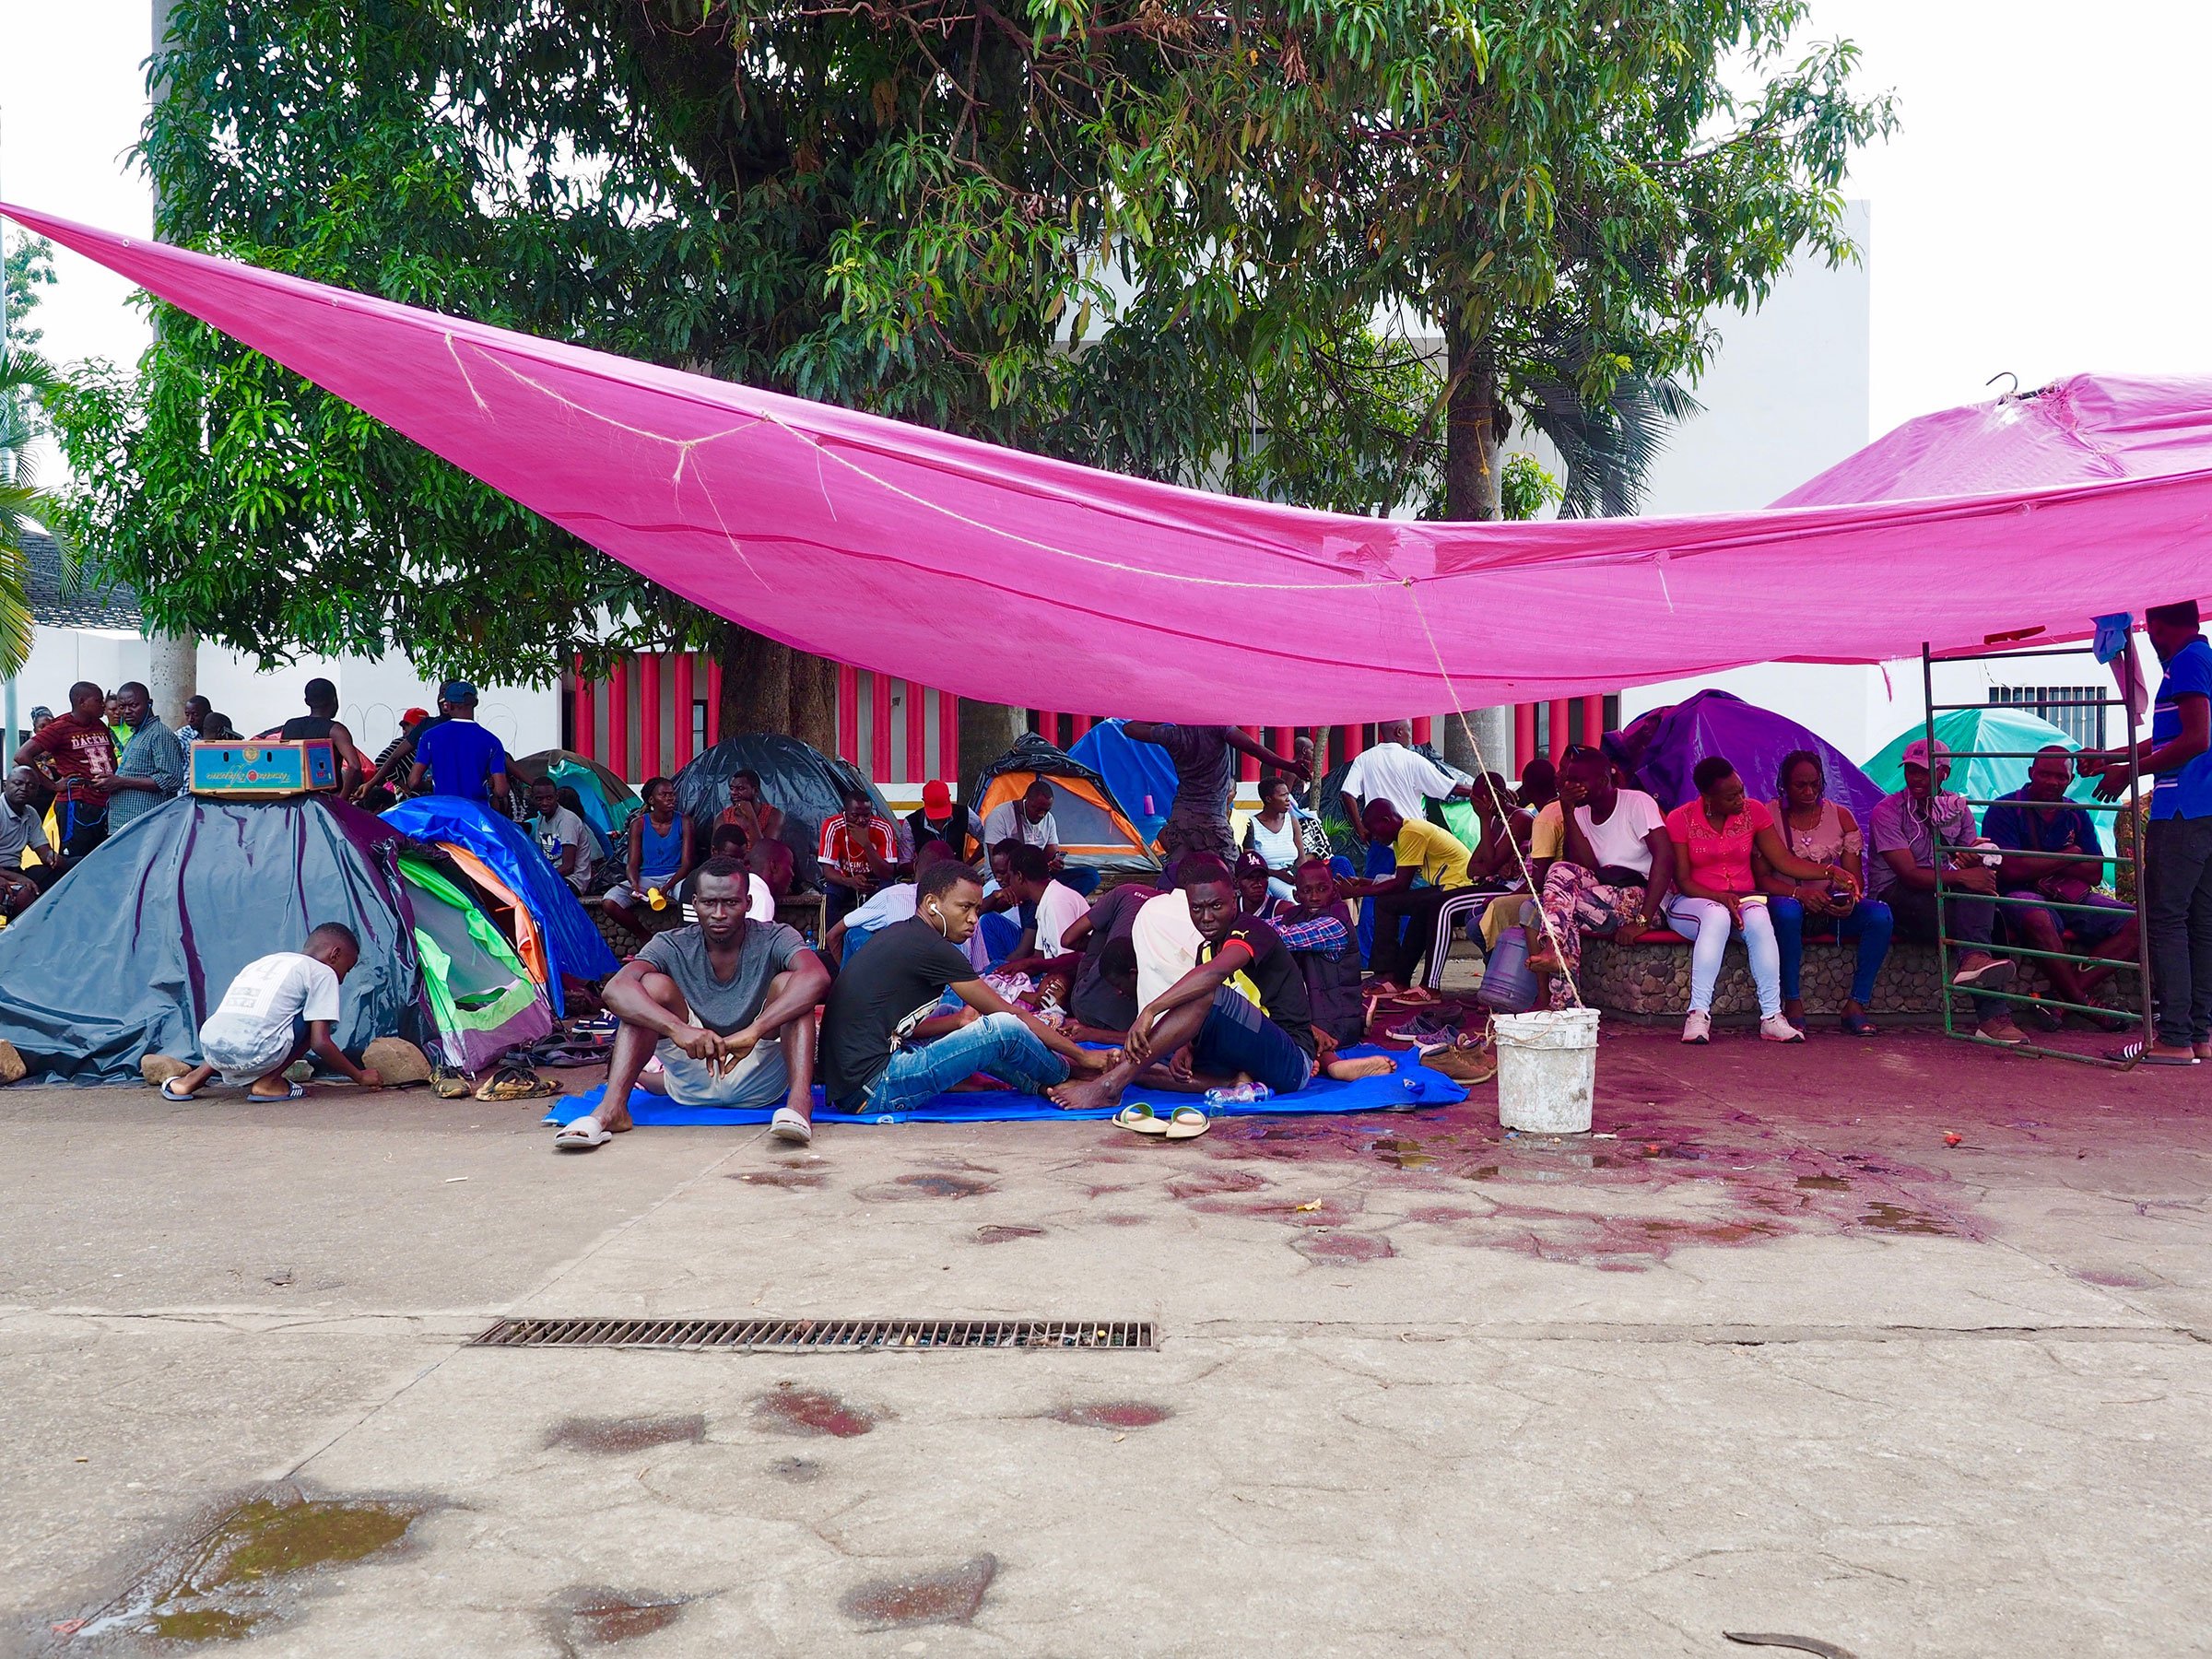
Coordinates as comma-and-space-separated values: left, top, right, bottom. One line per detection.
543, 1045, 1465, 1127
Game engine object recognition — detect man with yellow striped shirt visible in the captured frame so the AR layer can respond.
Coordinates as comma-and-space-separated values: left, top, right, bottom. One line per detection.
1337, 801, 1474, 992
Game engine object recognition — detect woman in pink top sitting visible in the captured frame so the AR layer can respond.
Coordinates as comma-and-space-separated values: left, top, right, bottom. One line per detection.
1664, 756, 1854, 1046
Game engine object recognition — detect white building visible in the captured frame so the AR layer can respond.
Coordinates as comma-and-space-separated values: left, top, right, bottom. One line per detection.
5, 532, 559, 762
1618, 201, 2131, 766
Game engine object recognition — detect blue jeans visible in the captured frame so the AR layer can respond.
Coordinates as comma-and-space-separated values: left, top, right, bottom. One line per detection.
853, 1011, 1070, 1114
1771, 896, 1896, 1006
1189, 985, 1314, 1095
1359, 842, 1396, 966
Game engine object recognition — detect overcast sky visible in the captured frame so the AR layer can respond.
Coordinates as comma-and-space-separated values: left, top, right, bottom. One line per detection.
5, 0, 2210, 445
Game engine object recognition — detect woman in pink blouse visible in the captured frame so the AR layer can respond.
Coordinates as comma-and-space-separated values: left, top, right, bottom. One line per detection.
1664, 756, 1854, 1045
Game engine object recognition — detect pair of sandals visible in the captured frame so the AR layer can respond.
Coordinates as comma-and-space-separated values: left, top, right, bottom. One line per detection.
1115, 1103, 1209, 1140
159, 1077, 303, 1101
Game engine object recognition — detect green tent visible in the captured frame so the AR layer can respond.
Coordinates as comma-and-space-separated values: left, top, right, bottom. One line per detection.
1864, 707, 2100, 811
397, 857, 553, 1070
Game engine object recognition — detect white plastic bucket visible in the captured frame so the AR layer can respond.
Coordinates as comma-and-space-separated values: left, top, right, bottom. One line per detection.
1491, 1008, 1599, 1134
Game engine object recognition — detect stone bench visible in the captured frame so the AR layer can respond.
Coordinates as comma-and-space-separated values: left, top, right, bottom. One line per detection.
1573, 930, 2141, 1019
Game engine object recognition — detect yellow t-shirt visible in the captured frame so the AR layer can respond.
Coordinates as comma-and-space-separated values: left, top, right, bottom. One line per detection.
1393, 818, 1473, 889
1528, 802, 1564, 861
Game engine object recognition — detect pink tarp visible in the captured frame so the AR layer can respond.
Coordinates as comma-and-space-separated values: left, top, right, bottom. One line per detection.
9, 203, 2210, 724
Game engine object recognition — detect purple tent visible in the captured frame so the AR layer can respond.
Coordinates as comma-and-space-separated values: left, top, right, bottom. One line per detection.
1630, 691, 1884, 823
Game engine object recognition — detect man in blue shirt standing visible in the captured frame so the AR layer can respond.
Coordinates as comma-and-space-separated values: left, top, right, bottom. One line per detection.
2091, 601, 2212, 1064
406, 681, 510, 810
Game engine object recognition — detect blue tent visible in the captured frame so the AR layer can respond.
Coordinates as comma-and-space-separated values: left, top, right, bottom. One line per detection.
382, 796, 619, 1006
1067, 719, 1179, 844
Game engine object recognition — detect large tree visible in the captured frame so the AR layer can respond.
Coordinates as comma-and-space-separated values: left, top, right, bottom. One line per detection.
53, 1, 1888, 746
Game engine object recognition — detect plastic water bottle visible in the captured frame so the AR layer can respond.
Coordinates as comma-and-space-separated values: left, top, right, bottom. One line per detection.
1203, 1081, 1272, 1108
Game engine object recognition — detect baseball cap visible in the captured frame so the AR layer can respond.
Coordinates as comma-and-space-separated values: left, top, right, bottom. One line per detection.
400, 706, 430, 727
921, 780, 954, 818
1234, 850, 1271, 880
439, 680, 478, 705
1900, 737, 1950, 770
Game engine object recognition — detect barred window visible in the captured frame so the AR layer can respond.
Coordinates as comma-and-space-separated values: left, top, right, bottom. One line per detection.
1988, 686, 2106, 750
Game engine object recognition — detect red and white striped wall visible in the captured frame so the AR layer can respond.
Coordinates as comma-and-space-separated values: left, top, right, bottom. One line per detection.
564, 656, 1617, 789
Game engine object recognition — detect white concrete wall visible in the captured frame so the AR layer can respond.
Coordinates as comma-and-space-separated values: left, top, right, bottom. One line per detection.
5, 637, 561, 760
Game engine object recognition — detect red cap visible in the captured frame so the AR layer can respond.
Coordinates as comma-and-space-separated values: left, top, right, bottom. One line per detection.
401, 707, 431, 726
921, 780, 953, 818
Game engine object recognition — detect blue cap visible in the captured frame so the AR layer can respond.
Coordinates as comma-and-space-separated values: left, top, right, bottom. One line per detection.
440, 680, 478, 704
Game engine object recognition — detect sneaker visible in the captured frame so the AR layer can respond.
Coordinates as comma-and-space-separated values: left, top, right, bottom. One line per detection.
1951, 954, 2017, 991
1680, 1010, 1712, 1044
1759, 1015, 1806, 1043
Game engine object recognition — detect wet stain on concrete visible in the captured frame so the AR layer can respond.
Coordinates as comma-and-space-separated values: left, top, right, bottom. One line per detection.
1098, 1213, 1148, 1227
550, 1585, 688, 1653
974, 1223, 1046, 1244
1167, 1169, 1268, 1200
769, 1456, 825, 1482
754, 1385, 881, 1438
859, 1172, 996, 1201
1855, 1201, 1957, 1237
1406, 1205, 1480, 1224
1795, 1174, 1853, 1192
85, 1486, 425, 1644
544, 1414, 706, 1455
1293, 1231, 1396, 1264
732, 1169, 827, 1189
1047, 1400, 1173, 1430
840, 1554, 998, 1630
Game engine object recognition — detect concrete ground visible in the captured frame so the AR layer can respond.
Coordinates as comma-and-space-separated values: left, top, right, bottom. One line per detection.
5, 1025, 2211, 1656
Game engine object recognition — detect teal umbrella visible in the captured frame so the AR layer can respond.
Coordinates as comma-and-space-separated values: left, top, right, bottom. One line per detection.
1864, 707, 2099, 809
1865, 707, 2114, 885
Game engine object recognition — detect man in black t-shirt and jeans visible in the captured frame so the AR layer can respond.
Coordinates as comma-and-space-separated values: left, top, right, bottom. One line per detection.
1047, 862, 1394, 1111
819, 859, 1110, 1115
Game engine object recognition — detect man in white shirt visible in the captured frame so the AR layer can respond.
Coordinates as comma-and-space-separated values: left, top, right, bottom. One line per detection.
1337, 720, 1475, 960
982, 782, 1063, 868
1339, 720, 1474, 830
824, 843, 991, 971
158, 924, 387, 1100
525, 777, 594, 894
996, 842, 1088, 971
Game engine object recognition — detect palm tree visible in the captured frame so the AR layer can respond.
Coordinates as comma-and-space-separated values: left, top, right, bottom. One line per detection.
0, 346, 61, 676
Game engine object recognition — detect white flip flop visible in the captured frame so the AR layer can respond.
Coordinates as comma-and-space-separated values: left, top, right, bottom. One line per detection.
1116, 1103, 1170, 1136
554, 1114, 611, 1152
771, 1106, 814, 1146
1162, 1105, 1211, 1141
159, 1077, 199, 1101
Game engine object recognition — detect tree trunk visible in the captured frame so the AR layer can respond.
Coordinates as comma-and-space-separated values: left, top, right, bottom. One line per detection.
1444, 309, 1501, 523
1439, 309, 1512, 774
713, 623, 837, 756
959, 698, 1027, 794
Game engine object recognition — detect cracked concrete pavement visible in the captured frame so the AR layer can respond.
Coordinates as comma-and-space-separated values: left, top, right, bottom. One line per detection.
4, 1026, 2210, 1655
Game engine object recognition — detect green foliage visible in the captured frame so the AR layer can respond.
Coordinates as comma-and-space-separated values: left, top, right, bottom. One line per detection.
49, 0, 1891, 682
1499, 453, 1562, 523
0, 348, 63, 675
3, 233, 56, 349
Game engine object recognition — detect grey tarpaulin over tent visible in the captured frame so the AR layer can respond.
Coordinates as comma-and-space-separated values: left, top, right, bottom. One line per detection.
673, 734, 887, 891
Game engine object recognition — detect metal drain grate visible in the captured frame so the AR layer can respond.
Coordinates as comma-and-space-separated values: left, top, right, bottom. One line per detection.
470, 1316, 1156, 1352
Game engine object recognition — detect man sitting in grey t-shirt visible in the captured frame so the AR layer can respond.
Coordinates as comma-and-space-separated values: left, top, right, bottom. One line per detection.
556, 857, 831, 1153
